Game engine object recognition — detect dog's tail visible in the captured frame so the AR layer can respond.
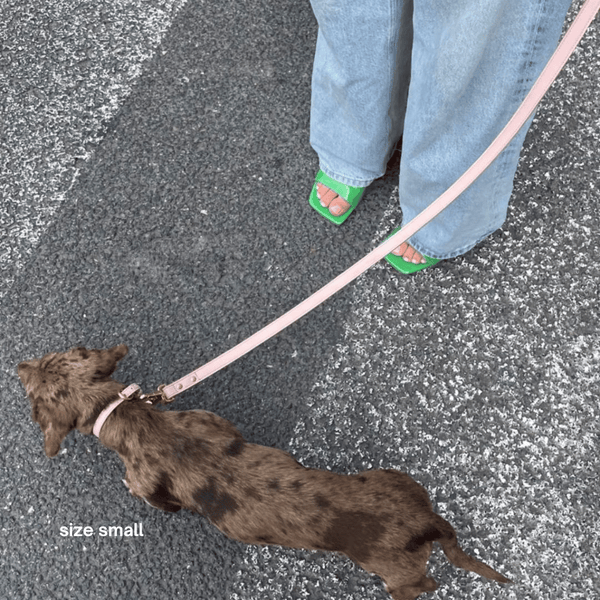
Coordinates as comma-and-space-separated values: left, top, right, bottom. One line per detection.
432, 515, 512, 584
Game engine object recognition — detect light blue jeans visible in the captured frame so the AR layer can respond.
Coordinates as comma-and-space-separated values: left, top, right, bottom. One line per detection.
309, 0, 572, 259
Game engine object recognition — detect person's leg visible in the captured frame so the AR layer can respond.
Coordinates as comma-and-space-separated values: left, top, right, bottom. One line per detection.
309, 0, 412, 216
395, 0, 572, 261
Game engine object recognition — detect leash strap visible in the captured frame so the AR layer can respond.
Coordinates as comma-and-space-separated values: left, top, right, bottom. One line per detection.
161, 0, 599, 401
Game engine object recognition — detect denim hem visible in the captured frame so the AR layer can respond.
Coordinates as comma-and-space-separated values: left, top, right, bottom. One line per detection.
319, 161, 377, 188
405, 224, 501, 261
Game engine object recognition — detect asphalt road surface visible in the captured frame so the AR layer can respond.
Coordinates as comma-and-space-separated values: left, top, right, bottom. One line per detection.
1, 1, 598, 599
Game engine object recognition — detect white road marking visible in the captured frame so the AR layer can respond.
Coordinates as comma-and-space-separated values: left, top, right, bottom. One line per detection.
0, 0, 188, 298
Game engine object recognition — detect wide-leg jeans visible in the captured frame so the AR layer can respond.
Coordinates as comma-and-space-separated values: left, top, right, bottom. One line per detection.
309, 0, 572, 258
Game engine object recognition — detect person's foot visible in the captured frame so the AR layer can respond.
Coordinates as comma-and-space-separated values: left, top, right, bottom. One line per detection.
389, 241, 427, 265
316, 182, 352, 218
316, 183, 427, 264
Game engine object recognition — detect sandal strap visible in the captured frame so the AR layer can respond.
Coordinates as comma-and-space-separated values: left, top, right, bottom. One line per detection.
315, 170, 365, 207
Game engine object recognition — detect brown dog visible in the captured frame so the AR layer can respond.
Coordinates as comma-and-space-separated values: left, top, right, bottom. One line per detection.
17, 344, 510, 599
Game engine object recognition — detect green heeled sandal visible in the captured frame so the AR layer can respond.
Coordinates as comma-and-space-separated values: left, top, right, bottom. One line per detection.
308, 169, 366, 225
384, 226, 442, 274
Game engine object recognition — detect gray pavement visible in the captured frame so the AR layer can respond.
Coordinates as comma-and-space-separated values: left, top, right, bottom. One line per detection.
1, 1, 598, 599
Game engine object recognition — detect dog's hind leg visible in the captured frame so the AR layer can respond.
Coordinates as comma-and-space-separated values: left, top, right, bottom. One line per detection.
384, 573, 437, 600
372, 549, 437, 600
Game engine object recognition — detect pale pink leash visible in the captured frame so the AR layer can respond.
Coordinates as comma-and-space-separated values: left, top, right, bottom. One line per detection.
160, 0, 599, 401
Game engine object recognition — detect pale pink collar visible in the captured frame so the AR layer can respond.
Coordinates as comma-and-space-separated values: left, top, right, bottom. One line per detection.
93, 384, 141, 438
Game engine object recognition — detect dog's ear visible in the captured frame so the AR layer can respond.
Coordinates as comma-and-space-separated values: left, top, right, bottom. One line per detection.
17, 359, 41, 390
111, 344, 128, 363
28, 400, 76, 458
17, 360, 33, 375
42, 419, 74, 458
90, 344, 128, 379
18, 354, 77, 457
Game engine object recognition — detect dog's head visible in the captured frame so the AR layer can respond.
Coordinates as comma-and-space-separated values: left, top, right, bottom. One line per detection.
17, 344, 128, 457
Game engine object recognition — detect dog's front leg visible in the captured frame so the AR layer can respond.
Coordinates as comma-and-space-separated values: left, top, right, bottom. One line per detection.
123, 469, 181, 512
122, 472, 144, 497
122, 477, 137, 495
123, 474, 156, 508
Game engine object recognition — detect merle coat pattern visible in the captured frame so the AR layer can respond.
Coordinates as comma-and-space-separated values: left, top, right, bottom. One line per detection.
17, 344, 511, 599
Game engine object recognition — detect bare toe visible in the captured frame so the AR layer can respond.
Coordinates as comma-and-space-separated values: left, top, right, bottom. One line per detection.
408, 247, 426, 264
317, 183, 337, 207
328, 197, 351, 216
317, 184, 350, 217
403, 245, 416, 263
392, 242, 409, 257
391, 242, 427, 264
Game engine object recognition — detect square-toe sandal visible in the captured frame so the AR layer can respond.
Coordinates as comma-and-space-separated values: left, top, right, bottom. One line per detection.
384, 227, 442, 274
308, 169, 366, 225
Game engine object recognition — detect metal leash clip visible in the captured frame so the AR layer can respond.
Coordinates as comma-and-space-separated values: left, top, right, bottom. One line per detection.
118, 383, 159, 406
139, 384, 172, 405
